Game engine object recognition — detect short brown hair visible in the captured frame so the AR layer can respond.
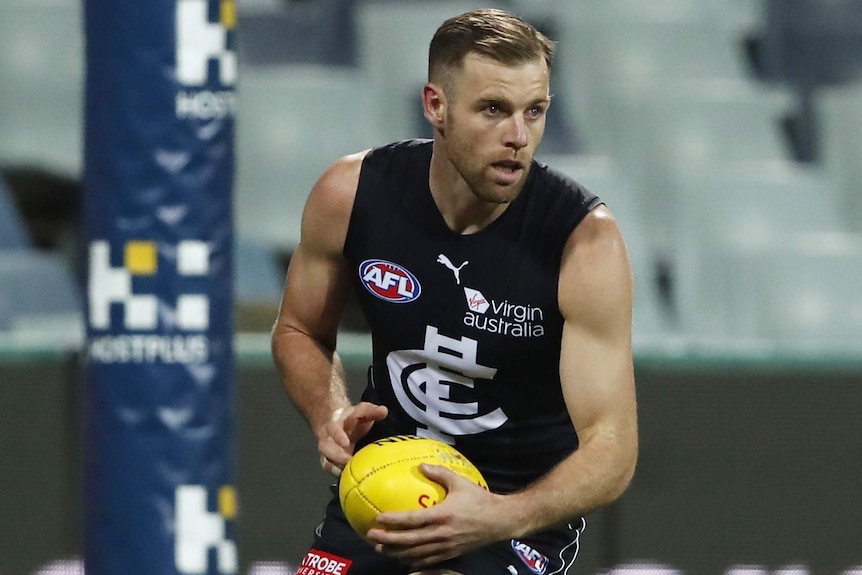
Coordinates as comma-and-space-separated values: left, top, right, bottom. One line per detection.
428, 8, 556, 85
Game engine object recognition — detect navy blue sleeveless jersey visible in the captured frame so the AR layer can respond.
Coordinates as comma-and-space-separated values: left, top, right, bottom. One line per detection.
343, 139, 602, 493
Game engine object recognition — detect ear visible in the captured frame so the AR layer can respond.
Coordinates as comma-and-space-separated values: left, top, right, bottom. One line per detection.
422, 82, 446, 130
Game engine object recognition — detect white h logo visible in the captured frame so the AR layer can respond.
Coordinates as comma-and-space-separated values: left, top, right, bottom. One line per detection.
176, 0, 237, 87
88, 240, 210, 331
175, 485, 238, 574
89, 241, 157, 330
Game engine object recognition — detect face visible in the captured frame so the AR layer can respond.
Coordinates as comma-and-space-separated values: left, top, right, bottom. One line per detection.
428, 52, 551, 205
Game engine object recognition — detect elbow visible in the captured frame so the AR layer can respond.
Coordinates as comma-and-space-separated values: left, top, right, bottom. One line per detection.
611, 434, 639, 503
270, 321, 288, 362
619, 448, 638, 498
594, 428, 638, 508
270, 320, 337, 364
270, 321, 304, 364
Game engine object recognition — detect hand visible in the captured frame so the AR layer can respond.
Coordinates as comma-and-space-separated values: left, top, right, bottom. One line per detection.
366, 463, 508, 568
317, 402, 388, 476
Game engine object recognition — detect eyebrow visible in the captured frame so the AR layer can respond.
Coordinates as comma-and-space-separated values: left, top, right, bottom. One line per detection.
475, 95, 550, 109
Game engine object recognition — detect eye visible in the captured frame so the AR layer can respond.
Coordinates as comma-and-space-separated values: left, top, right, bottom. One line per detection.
527, 106, 546, 119
485, 104, 500, 115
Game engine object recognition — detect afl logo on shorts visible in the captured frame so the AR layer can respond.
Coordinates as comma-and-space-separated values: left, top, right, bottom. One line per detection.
511, 539, 548, 574
359, 259, 421, 303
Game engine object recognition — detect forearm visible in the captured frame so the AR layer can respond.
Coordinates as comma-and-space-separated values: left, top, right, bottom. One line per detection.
500, 430, 637, 537
271, 326, 351, 438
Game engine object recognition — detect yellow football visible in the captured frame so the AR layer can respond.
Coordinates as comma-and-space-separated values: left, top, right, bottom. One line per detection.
338, 435, 487, 537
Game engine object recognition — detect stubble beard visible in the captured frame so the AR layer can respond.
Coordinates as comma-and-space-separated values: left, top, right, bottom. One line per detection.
446, 138, 530, 206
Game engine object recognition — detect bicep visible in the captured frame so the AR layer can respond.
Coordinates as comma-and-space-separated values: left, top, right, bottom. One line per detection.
558, 207, 637, 441
276, 242, 352, 349
273, 154, 364, 347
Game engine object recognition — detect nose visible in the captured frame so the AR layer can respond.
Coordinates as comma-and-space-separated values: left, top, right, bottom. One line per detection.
504, 114, 528, 150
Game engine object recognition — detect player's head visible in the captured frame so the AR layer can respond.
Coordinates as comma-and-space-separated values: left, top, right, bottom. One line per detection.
424, 9, 555, 205
428, 8, 556, 98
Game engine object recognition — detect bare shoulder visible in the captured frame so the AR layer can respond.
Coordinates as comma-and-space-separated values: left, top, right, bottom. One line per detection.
559, 205, 633, 324
304, 150, 369, 225
569, 205, 627, 252
300, 149, 370, 253
561, 205, 631, 272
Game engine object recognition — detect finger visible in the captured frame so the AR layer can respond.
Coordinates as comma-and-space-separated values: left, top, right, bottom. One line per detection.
352, 402, 389, 421
320, 455, 343, 477
344, 404, 388, 443
371, 509, 437, 531
318, 431, 351, 462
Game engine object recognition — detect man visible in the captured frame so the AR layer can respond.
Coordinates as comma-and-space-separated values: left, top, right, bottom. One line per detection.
271, 8, 638, 575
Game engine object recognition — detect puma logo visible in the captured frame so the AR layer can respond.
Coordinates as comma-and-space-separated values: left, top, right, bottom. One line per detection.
437, 254, 469, 285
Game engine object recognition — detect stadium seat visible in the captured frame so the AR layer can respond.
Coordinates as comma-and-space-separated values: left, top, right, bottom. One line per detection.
0, 176, 30, 249
0, 250, 83, 341
760, 0, 862, 87
814, 81, 862, 233
671, 233, 862, 347
0, 1, 84, 178
746, 232, 862, 346
535, 154, 673, 340
669, 160, 844, 342
237, 0, 356, 66
234, 238, 284, 304
234, 65, 382, 251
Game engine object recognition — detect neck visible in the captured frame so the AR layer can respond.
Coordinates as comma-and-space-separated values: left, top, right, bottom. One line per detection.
428, 140, 509, 235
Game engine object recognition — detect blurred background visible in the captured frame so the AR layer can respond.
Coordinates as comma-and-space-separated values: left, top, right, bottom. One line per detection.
1, 0, 861, 574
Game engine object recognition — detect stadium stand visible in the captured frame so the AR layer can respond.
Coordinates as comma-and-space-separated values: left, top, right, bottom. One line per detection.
237, 0, 357, 66
552, 0, 760, 153
233, 237, 287, 331
619, 79, 796, 246
0, 0, 860, 346
234, 64, 382, 251
0, 250, 83, 341
744, 232, 862, 346
758, 0, 862, 161
354, 0, 509, 143
669, 160, 845, 341
0, 0, 84, 178
4, 3, 862, 573
536, 153, 673, 341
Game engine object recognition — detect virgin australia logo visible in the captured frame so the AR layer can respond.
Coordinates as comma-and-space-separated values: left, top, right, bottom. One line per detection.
461, 287, 545, 338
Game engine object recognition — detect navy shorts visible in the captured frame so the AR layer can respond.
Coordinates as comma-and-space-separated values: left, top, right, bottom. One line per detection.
295, 487, 587, 575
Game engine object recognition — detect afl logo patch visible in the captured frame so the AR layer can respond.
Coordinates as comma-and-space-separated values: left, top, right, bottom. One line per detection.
359, 259, 421, 303
511, 540, 548, 575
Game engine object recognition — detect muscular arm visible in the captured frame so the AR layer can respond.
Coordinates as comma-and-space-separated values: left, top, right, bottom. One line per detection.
369, 205, 638, 563
271, 151, 387, 469
504, 204, 638, 533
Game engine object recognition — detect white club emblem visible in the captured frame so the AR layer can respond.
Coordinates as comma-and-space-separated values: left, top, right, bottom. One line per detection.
386, 325, 507, 444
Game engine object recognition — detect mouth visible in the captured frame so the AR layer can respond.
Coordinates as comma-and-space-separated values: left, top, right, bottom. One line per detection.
493, 159, 523, 173
491, 160, 525, 183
